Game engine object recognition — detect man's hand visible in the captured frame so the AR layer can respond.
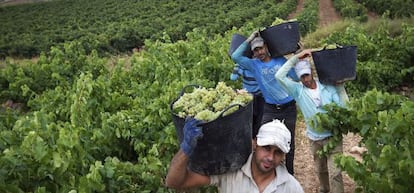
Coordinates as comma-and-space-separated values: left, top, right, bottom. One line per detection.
247, 30, 260, 42
297, 49, 312, 59
180, 117, 203, 156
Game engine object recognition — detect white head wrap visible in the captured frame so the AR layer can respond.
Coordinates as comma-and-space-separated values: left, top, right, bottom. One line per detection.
295, 60, 311, 78
250, 37, 264, 51
256, 119, 291, 153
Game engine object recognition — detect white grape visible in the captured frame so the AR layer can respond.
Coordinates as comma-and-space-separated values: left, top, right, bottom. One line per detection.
173, 82, 253, 122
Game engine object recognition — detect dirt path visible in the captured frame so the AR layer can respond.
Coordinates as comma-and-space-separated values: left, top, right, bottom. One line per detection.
294, 120, 360, 193
287, 0, 304, 19
318, 0, 342, 27
287, 0, 342, 28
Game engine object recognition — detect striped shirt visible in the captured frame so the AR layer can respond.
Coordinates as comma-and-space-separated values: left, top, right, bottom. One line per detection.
230, 63, 260, 94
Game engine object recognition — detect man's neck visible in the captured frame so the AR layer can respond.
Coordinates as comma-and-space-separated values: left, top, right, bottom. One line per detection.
261, 56, 271, 63
251, 162, 276, 191
309, 80, 317, 89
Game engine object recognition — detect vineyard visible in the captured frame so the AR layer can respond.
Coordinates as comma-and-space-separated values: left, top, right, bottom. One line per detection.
0, 0, 413, 193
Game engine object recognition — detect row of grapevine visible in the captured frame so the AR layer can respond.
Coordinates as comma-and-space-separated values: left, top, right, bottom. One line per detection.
0, 0, 296, 59
1, 0, 411, 59
295, 0, 319, 36
358, 0, 413, 18
333, 0, 368, 22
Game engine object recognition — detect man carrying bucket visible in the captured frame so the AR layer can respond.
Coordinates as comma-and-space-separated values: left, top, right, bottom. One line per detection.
165, 118, 304, 193
275, 49, 348, 193
230, 63, 264, 138
231, 30, 299, 175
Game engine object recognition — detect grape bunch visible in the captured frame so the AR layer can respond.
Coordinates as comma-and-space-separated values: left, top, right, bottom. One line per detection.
325, 44, 339, 49
172, 82, 253, 122
271, 17, 297, 26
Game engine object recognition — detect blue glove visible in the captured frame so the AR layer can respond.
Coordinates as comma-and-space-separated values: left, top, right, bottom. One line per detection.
230, 66, 241, 81
180, 117, 203, 156
230, 73, 239, 80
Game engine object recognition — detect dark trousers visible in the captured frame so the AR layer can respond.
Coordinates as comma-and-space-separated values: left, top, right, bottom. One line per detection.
261, 101, 297, 175
252, 94, 265, 138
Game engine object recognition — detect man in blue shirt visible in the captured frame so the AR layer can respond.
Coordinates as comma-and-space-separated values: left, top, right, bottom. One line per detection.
275, 49, 348, 193
230, 63, 264, 138
231, 30, 299, 175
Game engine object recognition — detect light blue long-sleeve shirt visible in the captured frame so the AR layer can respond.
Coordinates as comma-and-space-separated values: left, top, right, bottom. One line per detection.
231, 42, 298, 104
275, 55, 348, 140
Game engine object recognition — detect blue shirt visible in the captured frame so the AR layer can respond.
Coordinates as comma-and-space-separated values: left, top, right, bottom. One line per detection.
230, 63, 261, 94
275, 55, 348, 140
231, 42, 298, 104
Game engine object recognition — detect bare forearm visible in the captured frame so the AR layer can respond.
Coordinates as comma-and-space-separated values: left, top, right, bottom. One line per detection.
165, 150, 190, 188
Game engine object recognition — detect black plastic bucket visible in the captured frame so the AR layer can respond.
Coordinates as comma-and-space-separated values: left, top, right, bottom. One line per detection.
259, 21, 300, 57
228, 33, 253, 58
311, 45, 357, 85
170, 85, 253, 175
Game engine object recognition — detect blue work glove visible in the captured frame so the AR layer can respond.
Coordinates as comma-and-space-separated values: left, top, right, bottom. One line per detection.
180, 117, 203, 156
230, 65, 241, 81
230, 73, 239, 81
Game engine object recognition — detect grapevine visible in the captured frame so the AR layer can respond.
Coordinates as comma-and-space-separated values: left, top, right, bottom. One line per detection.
271, 17, 297, 26
312, 103, 354, 155
172, 82, 253, 122
313, 89, 414, 192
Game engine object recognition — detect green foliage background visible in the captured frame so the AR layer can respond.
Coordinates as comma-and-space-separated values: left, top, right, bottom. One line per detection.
0, 0, 413, 192
0, 0, 297, 58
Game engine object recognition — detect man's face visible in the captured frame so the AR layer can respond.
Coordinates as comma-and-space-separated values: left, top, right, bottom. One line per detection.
300, 74, 314, 88
252, 45, 269, 61
253, 144, 285, 173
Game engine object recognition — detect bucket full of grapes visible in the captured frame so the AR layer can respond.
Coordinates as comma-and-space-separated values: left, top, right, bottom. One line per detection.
170, 82, 253, 175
